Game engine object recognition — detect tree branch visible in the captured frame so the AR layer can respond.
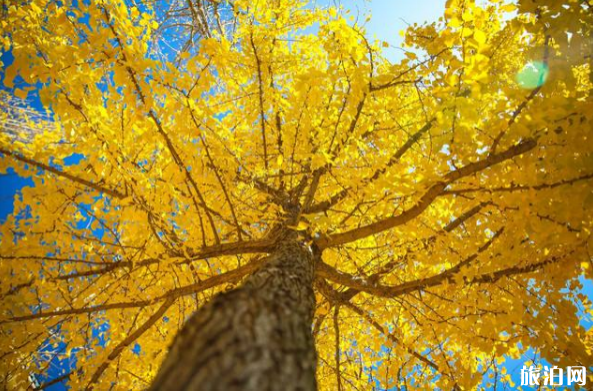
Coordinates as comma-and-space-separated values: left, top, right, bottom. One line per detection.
304, 119, 435, 214
0, 148, 126, 199
317, 228, 502, 299
442, 173, 593, 195
316, 138, 536, 248
2, 255, 267, 323
86, 297, 175, 389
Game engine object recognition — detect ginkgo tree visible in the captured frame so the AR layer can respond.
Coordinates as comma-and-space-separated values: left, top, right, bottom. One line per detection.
1, 0, 592, 389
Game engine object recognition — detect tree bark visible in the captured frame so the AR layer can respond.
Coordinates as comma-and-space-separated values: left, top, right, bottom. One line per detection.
149, 238, 318, 391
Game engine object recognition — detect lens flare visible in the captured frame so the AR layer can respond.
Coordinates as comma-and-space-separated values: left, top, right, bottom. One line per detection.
516, 61, 549, 89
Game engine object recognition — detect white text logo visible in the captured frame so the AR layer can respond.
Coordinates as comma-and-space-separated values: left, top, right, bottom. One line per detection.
520, 365, 586, 387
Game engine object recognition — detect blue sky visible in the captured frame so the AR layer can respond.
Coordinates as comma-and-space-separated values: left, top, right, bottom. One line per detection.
347, 0, 445, 61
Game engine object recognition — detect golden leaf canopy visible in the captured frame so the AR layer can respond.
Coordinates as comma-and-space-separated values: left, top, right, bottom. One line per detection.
1, 0, 592, 389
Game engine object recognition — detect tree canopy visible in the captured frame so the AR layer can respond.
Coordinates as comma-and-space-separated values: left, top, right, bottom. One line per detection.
1, 0, 592, 389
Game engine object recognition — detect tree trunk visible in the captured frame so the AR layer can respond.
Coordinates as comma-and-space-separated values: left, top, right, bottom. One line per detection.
149, 238, 318, 390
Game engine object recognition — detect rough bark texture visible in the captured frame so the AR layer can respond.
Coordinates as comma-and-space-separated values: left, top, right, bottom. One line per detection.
149, 238, 317, 391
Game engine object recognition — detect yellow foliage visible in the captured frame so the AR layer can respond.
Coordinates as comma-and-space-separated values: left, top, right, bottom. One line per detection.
0, 0, 592, 389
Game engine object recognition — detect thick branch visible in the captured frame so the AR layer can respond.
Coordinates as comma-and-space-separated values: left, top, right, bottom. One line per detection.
442, 173, 593, 195
0, 148, 126, 199
86, 297, 175, 389
317, 228, 502, 299
317, 138, 536, 248
250, 33, 269, 171
2, 256, 266, 323
311, 202, 489, 300
316, 279, 452, 384
304, 117, 434, 215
